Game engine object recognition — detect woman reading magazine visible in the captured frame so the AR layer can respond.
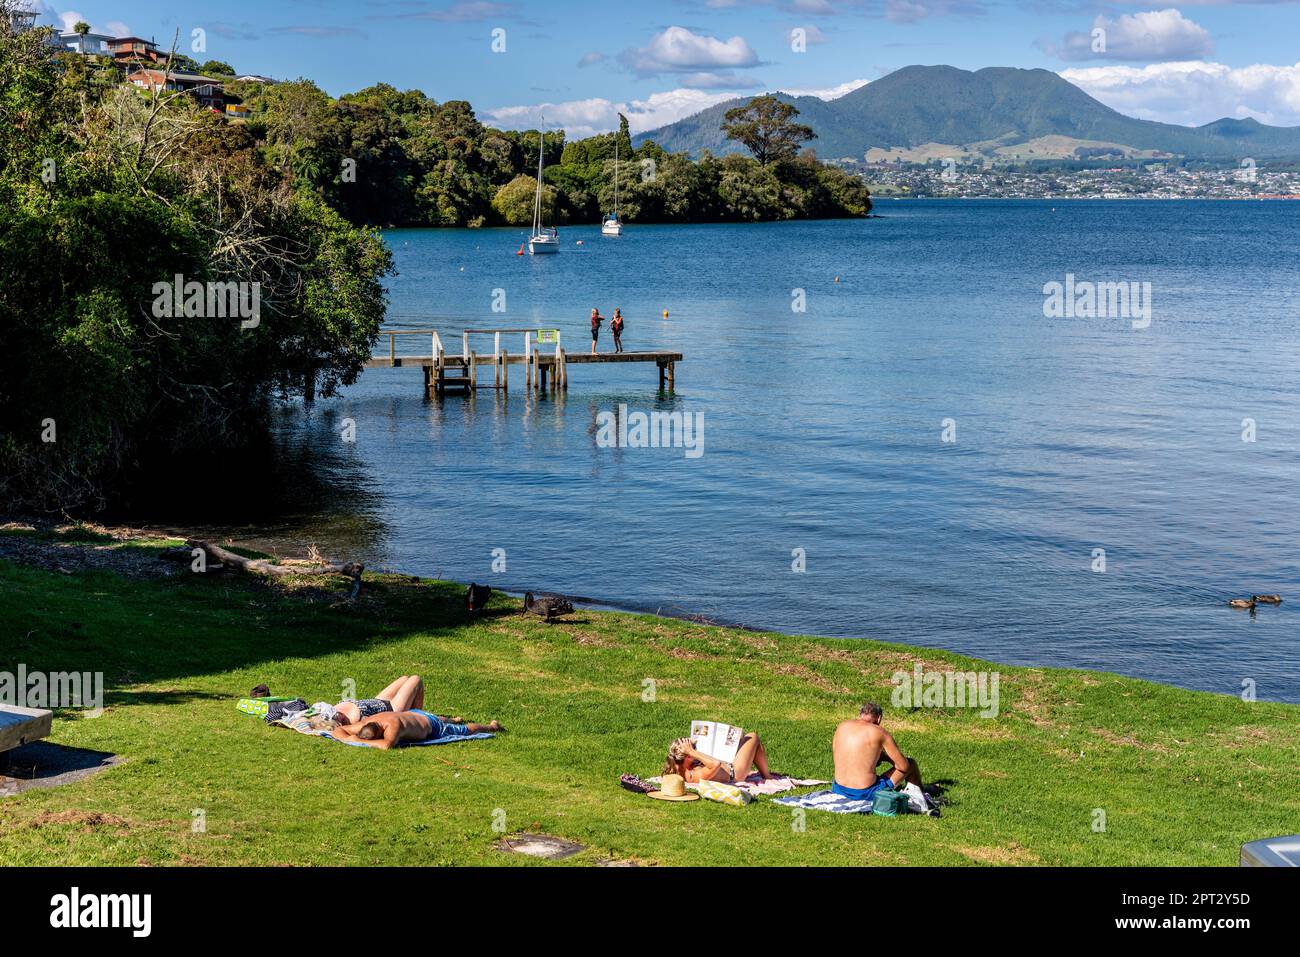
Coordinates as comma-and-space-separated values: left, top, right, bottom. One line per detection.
663, 727, 774, 784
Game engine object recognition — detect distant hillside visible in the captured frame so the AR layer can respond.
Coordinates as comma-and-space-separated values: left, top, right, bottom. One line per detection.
634, 65, 1300, 162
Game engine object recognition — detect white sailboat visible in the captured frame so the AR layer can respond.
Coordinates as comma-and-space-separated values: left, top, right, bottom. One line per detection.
601, 138, 623, 236
528, 119, 560, 255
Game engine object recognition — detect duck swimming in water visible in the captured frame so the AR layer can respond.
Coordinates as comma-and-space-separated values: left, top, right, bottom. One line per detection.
1228, 598, 1256, 610
1252, 594, 1282, 605
523, 591, 574, 623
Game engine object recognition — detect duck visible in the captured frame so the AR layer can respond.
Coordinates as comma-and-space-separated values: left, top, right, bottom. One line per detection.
1228, 598, 1256, 610
465, 582, 492, 617
1252, 594, 1282, 605
523, 591, 574, 623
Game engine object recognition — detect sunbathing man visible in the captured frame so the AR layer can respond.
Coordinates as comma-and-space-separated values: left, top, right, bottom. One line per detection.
332, 675, 425, 726
331, 710, 502, 750
831, 701, 924, 801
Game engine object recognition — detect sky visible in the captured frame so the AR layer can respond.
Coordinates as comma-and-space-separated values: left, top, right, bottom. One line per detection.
25, 1, 1300, 136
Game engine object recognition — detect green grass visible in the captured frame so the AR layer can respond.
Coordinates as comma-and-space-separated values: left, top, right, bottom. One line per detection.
0, 542, 1297, 866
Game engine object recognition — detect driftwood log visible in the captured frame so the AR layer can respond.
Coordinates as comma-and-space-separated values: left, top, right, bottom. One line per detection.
176, 540, 364, 597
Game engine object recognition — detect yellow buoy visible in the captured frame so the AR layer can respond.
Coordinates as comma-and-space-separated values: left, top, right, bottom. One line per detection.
662, 309, 669, 319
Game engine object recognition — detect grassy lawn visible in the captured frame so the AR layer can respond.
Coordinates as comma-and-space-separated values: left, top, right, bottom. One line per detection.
1, 534, 1297, 866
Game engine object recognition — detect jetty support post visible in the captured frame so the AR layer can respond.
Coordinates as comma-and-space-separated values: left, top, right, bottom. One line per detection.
657, 361, 666, 391
667, 361, 675, 392
501, 350, 509, 392
469, 350, 478, 391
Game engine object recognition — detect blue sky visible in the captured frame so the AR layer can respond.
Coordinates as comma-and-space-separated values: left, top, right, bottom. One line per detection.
28, 1, 1300, 134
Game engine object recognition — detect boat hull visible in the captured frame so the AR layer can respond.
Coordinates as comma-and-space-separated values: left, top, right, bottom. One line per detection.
528, 237, 560, 254
601, 222, 623, 236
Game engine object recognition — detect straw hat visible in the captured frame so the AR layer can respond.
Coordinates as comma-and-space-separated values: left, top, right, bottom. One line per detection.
647, 774, 699, 802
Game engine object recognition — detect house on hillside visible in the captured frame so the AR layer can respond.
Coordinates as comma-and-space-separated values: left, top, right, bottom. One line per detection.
110, 36, 163, 66
58, 30, 117, 55
128, 68, 226, 111
8, 8, 38, 33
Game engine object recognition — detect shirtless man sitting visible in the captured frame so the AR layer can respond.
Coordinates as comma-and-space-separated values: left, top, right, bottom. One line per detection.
832, 701, 924, 802
331, 709, 502, 750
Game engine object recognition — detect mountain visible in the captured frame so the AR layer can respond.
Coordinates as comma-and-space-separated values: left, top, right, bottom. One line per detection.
634, 65, 1300, 162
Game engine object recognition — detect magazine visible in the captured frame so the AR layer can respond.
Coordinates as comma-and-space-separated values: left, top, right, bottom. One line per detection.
689, 720, 744, 762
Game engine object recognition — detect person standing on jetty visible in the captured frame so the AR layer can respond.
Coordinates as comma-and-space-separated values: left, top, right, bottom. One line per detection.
590, 307, 605, 355
611, 308, 625, 353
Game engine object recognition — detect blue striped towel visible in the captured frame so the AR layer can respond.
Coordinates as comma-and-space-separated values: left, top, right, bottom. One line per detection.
773, 789, 874, 814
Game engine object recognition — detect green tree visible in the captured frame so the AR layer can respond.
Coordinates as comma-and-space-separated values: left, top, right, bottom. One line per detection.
198, 60, 236, 76
722, 95, 815, 167
73, 20, 90, 35
491, 174, 553, 225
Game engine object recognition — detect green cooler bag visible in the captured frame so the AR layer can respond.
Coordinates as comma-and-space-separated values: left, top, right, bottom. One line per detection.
872, 787, 910, 816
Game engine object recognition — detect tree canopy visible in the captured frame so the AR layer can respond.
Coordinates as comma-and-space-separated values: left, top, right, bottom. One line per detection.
232, 82, 867, 229
722, 95, 816, 167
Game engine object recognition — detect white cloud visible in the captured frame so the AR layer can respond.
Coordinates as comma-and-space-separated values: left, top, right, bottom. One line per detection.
50, 8, 129, 35
1050, 9, 1214, 62
486, 88, 746, 139
886, 0, 929, 22
781, 78, 869, 99
577, 52, 605, 68
55, 9, 84, 31
620, 26, 761, 87
884, 0, 987, 22
1061, 61, 1300, 126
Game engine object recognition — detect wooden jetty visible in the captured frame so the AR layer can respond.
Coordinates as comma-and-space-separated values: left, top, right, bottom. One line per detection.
364, 328, 682, 396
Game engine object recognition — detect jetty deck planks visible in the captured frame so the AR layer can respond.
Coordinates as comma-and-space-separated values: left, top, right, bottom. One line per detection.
364, 350, 683, 395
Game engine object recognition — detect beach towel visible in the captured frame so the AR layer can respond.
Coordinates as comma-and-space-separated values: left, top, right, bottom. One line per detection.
237, 696, 297, 717
732, 773, 828, 796
773, 789, 876, 815
270, 712, 494, 747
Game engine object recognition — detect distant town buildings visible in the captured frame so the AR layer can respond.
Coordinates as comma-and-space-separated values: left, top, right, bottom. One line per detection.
859, 161, 1300, 201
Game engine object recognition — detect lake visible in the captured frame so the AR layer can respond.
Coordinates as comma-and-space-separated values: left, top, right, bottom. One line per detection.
196, 200, 1300, 702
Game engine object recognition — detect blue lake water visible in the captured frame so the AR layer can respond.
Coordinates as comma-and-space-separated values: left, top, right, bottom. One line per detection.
248, 199, 1300, 702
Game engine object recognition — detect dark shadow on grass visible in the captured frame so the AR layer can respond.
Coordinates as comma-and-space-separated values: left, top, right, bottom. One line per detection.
1, 741, 122, 793
0, 562, 482, 690
106, 689, 232, 707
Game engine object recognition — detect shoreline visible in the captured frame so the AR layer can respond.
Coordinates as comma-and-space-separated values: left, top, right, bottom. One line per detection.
1, 516, 1287, 707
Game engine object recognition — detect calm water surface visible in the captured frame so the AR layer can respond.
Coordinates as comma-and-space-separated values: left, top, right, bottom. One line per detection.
199, 200, 1300, 701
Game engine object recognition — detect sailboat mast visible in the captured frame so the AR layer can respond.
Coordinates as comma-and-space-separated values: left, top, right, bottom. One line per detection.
613, 138, 619, 216
533, 120, 545, 233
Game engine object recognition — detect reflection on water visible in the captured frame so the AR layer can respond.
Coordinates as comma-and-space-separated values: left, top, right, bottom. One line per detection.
110, 402, 390, 561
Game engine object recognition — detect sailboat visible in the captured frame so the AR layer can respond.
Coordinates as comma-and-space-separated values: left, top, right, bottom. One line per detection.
601, 138, 624, 236
528, 119, 560, 255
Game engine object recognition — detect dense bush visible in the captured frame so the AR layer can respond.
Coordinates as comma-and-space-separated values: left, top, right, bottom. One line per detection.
231, 81, 871, 228
0, 11, 391, 511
